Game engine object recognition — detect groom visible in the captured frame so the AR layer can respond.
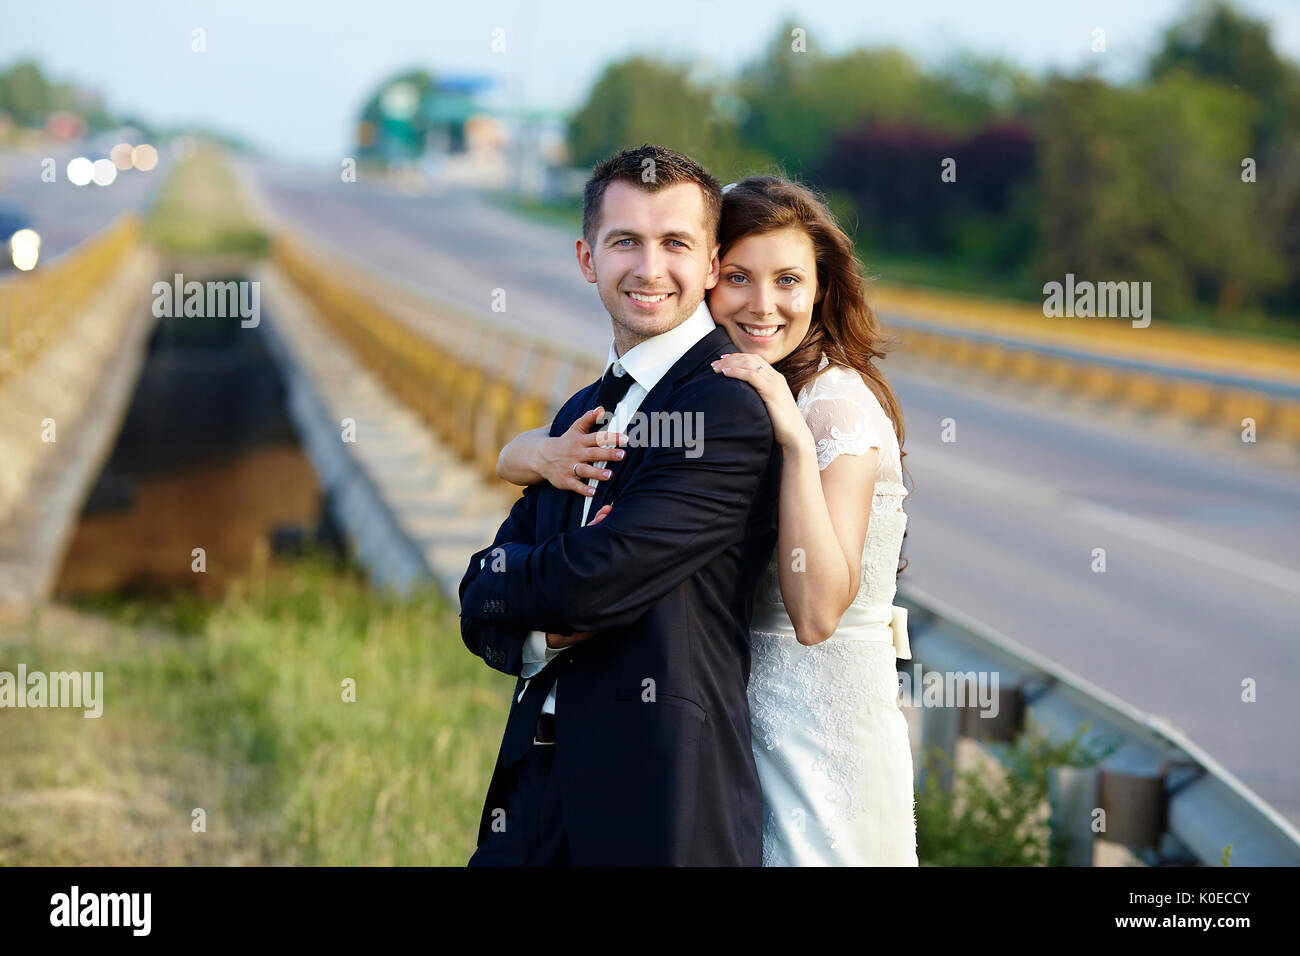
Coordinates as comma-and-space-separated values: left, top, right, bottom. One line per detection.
459, 144, 782, 866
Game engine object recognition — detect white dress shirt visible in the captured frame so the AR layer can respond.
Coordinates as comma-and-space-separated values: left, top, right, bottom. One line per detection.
515, 299, 719, 714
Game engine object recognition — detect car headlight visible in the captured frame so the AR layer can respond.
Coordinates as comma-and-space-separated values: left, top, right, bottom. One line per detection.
10, 229, 40, 271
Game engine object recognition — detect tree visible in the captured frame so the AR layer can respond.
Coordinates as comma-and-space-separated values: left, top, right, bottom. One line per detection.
735, 24, 1037, 179
1034, 72, 1284, 317
566, 57, 762, 180
1150, 0, 1298, 147
0, 61, 52, 127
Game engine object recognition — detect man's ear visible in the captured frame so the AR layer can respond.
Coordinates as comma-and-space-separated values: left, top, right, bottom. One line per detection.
576, 238, 598, 284
703, 242, 721, 290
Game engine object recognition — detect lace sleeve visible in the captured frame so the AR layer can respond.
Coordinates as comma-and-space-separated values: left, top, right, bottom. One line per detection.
800, 368, 893, 473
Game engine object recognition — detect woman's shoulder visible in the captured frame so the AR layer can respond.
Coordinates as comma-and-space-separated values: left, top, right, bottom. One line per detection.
801, 355, 884, 416
799, 354, 903, 477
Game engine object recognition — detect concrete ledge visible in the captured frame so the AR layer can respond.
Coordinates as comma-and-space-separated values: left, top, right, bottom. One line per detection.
0, 247, 160, 610
250, 262, 513, 604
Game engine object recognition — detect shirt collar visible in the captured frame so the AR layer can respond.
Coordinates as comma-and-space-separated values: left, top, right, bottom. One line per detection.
602, 299, 717, 392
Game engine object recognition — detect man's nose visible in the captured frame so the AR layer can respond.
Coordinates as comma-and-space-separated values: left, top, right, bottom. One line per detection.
633, 246, 665, 282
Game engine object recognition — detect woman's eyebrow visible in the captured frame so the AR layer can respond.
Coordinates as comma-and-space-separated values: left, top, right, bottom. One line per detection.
721, 263, 808, 274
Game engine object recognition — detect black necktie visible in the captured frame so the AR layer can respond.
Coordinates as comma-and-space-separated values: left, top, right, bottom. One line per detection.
569, 362, 636, 529
591, 361, 636, 433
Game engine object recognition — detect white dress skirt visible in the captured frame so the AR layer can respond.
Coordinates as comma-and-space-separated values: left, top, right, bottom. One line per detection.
747, 356, 919, 866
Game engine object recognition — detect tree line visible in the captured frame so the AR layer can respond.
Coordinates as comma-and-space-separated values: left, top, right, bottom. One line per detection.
566, 2, 1300, 331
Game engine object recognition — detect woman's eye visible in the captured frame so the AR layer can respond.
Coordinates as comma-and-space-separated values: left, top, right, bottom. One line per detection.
726, 273, 747, 284
778, 275, 799, 286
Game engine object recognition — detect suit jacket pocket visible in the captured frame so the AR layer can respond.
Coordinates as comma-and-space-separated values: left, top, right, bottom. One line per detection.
613, 688, 706, 723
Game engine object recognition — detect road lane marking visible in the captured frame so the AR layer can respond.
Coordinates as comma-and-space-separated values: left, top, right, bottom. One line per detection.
1067, 500, 1300, 598
916, 446, 1300, 597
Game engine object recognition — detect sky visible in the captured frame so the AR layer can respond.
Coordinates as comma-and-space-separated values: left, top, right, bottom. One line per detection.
5, 0, 1300, 164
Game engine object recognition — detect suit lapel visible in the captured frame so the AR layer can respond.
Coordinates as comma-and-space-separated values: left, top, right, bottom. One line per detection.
556, 380, 601, 533
586, 326, 731, 515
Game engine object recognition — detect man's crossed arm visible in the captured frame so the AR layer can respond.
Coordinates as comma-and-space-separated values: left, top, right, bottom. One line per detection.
459, 383, 774, 676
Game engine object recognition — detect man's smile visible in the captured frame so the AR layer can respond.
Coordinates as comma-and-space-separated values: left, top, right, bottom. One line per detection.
626, 290, 674, 309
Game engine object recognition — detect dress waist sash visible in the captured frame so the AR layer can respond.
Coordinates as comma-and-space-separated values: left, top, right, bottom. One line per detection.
750, 603, 911, 659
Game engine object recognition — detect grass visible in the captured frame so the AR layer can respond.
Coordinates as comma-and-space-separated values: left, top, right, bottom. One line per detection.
915, 724, 1106, 866
145, 145, 270, 257
2, 549, 1171, 867
0, 550, 512, 865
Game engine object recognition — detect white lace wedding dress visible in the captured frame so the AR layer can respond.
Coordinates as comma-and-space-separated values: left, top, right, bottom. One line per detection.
747, 355, 918, 866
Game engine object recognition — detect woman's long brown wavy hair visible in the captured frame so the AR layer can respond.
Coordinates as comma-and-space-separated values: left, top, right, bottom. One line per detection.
716, 175, 907, 472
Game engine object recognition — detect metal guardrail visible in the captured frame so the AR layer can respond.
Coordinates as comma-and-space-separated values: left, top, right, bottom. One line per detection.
899, 582, 1300, 866
884, 312, 1300, 442
886, 313, 1300, 399
871, 282, 1300, 379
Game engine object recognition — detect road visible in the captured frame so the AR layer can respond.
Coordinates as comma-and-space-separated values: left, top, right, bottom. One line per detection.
0, 144, 161, 261
245, 159, 1300, 827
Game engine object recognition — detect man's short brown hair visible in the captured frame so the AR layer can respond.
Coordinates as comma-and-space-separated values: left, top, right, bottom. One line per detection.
582, 144, 722, 245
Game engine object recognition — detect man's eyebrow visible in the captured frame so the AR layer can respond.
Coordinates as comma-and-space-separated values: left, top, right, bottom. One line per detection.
603, 229, 697, 244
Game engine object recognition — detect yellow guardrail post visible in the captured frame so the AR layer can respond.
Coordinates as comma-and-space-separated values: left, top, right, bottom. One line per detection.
0, 215, 140, 389
271, 231, 593, 485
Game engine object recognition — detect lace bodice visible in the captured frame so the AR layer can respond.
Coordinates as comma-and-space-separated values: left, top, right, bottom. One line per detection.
751, 354, 907, 628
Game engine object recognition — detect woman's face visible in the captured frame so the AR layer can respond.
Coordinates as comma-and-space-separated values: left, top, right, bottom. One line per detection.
708, 227, 818, 364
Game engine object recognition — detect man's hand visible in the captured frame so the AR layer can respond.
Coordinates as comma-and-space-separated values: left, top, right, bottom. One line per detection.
535, 409, 628, 495
546, 629, 598, 649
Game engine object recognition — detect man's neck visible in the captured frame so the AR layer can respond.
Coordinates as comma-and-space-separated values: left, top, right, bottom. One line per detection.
611, 303, 705, 357
611, 330, 650, 358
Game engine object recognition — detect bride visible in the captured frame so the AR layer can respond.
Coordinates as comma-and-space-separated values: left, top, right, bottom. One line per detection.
496, 175, 917, 866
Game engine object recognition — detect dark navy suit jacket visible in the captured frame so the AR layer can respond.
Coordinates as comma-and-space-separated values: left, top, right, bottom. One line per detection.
459, 324, 782, 865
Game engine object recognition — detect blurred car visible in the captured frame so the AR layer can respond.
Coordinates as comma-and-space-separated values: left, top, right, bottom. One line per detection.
0, 202, 40, 271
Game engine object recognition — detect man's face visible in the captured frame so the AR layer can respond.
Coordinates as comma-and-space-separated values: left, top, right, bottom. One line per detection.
576, 180, 720, 354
